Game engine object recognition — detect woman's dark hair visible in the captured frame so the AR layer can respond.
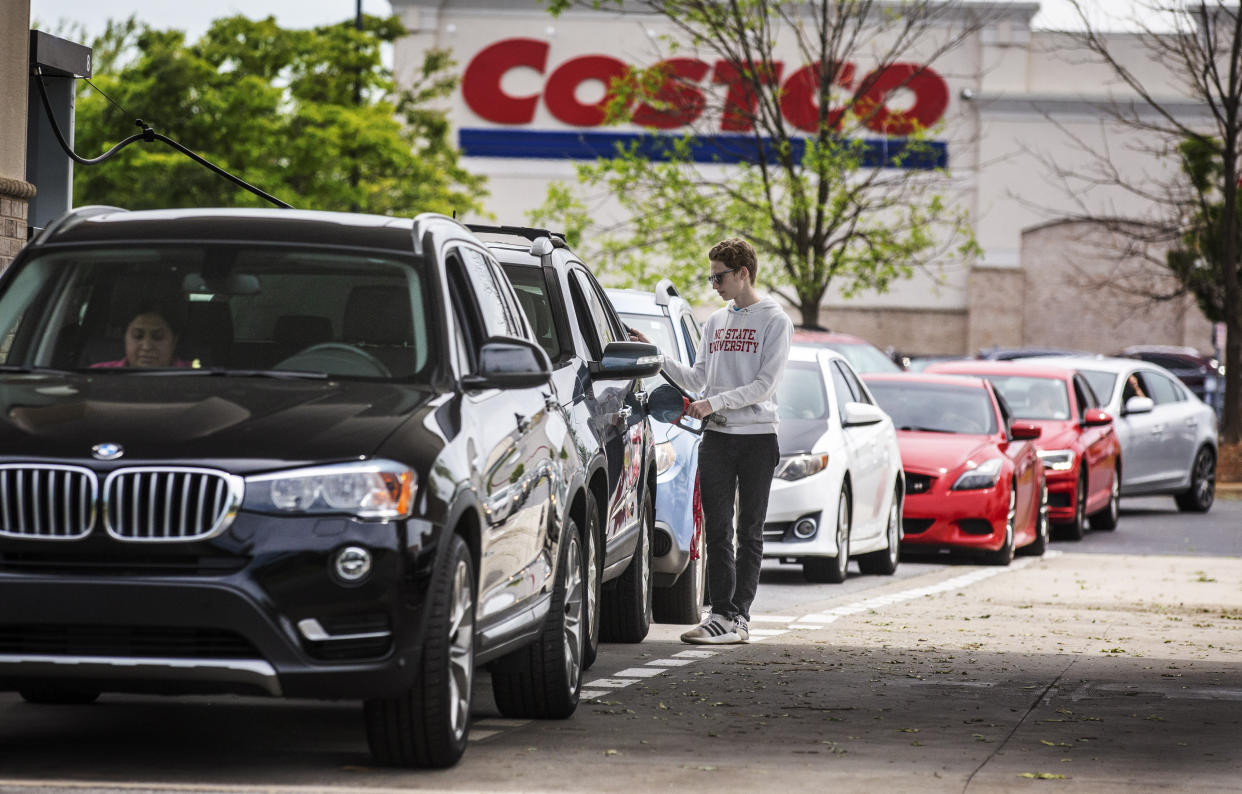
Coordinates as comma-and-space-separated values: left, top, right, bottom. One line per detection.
128, 296, 186, 337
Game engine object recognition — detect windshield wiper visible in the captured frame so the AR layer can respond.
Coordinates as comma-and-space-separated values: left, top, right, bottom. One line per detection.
0, 364, 75, 375
898, 425, 955, 433
126, 368, 330, 380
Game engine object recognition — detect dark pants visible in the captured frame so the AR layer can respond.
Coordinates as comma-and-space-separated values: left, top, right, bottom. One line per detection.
698, 430, 780, 621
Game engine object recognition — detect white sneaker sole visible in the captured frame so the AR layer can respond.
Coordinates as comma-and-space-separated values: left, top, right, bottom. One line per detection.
681, 631, 743, 645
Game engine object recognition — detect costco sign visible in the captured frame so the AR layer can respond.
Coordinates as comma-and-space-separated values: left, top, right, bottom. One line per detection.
457, 38, 950, 168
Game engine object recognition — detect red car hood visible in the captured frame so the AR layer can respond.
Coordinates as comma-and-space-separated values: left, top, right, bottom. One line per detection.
897, 431, 999, 474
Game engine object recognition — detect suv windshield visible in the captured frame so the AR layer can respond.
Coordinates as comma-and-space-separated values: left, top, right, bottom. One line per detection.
0, 246, 431, 381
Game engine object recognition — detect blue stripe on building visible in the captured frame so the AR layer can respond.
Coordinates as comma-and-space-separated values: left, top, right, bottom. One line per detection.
459, 128, 948, 170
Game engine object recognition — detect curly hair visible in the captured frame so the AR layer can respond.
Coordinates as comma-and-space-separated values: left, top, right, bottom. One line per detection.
708, 237, 759, 284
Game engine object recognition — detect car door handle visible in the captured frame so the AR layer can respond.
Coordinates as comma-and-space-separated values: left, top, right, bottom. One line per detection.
1185, 417, 1196, 426
515, 413, 531, 433
1151, 424, 1164, 435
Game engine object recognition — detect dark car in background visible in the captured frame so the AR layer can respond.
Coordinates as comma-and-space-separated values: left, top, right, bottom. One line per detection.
1118, 345, 1224, 416
0, 207, 662, 769
792, 328, 903, 373
472, 225, 661, 667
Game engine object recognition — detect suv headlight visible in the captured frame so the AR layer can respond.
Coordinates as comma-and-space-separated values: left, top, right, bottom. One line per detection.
1037, 449, 1076, 472
951, 457, 1002, 490
655, 441, 677, 475
775, 453, 828, 481
244, 459, 415, 520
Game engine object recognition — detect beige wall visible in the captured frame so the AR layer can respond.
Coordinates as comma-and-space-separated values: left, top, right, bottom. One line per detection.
1, 0, 32, 269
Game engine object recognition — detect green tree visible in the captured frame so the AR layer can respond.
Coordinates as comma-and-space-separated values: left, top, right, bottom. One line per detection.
69, 14, 485, 216
533, 0, 981, 326
1038, 2, 1242, 443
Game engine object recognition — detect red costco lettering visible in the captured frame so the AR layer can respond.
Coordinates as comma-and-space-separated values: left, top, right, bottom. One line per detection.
545, 55, 630, 126
461, 38, 949, 135
462, 38, 549, 124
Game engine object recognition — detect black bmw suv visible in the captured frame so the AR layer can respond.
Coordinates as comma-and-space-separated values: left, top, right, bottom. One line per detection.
0, 207, 660, 768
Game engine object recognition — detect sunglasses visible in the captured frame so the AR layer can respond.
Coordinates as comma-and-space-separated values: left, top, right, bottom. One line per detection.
706, 267, 739, 286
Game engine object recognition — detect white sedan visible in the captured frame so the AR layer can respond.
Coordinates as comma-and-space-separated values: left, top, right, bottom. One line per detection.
1025, 355, 1218, 512
763, 345, 905, 583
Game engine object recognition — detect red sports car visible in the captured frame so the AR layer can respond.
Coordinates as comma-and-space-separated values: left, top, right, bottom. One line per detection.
924, 360, 1121, 539
865, 373, 1048, 563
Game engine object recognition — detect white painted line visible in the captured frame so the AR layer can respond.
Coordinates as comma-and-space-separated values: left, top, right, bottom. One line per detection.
673, 649, 720, 658
468, 729, 501, 742
614, 667, 664, 678
748, 614, 798, 622
473, 718, 532, 728
646, 658, 695, 666
747, 629, 788, 636
584, 678, 638, 688
792, 624, 824, 629
579, 689, 610, 699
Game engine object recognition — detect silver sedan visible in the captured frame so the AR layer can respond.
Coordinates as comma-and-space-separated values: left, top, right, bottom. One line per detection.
1021, 355, 1217, 512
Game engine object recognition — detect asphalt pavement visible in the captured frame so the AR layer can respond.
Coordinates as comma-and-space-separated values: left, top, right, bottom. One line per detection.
0, 519, 1239, 793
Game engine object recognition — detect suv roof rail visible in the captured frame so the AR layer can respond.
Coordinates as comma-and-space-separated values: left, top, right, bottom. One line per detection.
653, 278, 680, 307
466, 223, 567, 244
35, 204, 127, 244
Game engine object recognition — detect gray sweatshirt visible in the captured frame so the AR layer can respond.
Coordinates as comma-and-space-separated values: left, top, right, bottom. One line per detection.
662, 296, 793, 435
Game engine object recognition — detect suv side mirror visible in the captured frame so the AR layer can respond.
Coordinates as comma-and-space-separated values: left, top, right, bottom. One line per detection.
1010, 421, 1042, 440
463, 338, 552, 390
1082, 407, 1114, 426
1124, 396, 1154, 415
589, 341, 663, 380
842, 401, 885, 427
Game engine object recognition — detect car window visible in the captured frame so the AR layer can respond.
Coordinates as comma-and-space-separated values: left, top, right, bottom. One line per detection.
680, 312, 702, 365
840, 361, 874, 405
829, 361, 856, 422
569, 269, 619, 358
458, 246, 520, 338
777, 361, 829, 420
445, 256, 482, 375
1072, 374, 1097, 413
1144, 371, 1184, 404
1, 246, 432, 380
1122, 371, 1150, 403
1080, 369, 1117, 405
502, 264, 562, 363
823, 341, 901, 373
980, 375, 1070, 421
868, 381, 998, 435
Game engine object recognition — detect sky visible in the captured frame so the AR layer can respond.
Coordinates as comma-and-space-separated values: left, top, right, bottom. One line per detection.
29, 0, 1149, 42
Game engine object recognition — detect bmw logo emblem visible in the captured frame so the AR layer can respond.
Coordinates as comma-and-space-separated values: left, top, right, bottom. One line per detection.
91, 443, 124, 460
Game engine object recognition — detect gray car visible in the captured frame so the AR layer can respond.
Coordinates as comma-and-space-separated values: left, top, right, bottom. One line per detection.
1022, 355, 1217, 512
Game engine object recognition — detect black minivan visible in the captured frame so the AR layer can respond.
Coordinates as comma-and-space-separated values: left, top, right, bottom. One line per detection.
0, 207, 660, 768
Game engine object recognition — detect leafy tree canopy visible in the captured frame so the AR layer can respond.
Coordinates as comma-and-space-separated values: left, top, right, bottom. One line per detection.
67, 15, 485, 216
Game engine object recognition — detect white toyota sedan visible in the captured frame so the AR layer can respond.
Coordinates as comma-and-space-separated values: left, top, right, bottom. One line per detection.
1023, 355, 1218, 512
764, 345, 905, 583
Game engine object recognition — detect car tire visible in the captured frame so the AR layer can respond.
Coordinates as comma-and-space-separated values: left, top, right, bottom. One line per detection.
857, 484, 901, 576
581, 489, 602, 670
804, 487, 850, 584
18, 687, 100, 705
1175, 446, 1216, 513
365, 534, 475, 769
1055, 470, 1087, 541
491, 519, 584, 719
600, 489, 653, 643
1089, 464, 1121, 530
1018, 477, 1050, 557
653, 536, 706, 625
982, 480, 1016, 566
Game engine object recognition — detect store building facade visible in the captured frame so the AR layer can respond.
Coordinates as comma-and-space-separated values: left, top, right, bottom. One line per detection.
389, 0, 1214, 357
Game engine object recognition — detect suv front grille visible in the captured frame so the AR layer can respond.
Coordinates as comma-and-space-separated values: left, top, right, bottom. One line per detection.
0, 465, 97, 540
103, 468, 243, 542
0, 624, 259, 658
